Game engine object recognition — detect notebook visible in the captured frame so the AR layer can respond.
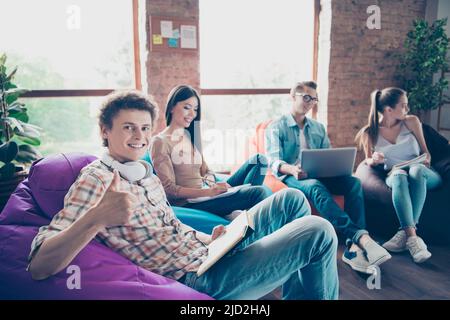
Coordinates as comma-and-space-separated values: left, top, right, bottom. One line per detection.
387, 153, 427, 176
197, 210, 254, 276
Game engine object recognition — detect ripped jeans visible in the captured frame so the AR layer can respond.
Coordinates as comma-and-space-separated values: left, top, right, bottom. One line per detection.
386, 164, 442, 229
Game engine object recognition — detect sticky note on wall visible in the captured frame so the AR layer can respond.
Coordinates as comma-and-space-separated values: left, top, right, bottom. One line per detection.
168, 38, 178, 48
152, 34, 163, 45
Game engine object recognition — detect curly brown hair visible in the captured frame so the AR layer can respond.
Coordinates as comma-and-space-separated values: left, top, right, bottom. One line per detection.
98, 90, 158, 147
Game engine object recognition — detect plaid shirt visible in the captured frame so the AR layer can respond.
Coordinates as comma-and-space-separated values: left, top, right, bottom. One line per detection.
28, 160, 208, 280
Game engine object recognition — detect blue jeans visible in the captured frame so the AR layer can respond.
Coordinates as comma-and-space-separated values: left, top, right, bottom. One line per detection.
284, 175, 367, 244
226, 153, 268, 186
386, 164, 442, 229
181, 189, 339, 300
185, 154, 272, 216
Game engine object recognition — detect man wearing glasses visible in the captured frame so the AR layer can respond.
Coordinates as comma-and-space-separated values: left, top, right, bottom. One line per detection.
265, 81, 391, 275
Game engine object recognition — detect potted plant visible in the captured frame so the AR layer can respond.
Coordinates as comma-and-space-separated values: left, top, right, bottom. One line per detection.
396, 18, 449, 121
0, 53, 42, 209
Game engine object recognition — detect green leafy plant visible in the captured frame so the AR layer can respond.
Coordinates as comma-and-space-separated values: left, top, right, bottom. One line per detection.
397, 18, 449, 114
0, 53, 42, 179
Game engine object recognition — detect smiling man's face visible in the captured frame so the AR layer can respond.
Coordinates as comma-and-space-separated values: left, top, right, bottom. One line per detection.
101, 109, 153, 162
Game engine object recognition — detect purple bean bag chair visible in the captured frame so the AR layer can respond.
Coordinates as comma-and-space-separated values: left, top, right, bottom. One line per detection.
0, 153, 215, 300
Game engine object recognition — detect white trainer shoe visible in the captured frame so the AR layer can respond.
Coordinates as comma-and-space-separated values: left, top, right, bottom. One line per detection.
342, 240, 377, 274
383, 230, 408, 253
406, 236, 432, 263
363, 238, 391, 266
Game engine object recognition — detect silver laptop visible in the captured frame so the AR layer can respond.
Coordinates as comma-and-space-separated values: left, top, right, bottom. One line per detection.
300, 147, 357, 178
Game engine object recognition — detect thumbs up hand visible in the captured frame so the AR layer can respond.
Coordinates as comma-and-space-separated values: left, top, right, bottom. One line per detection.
90, 170, 138, 228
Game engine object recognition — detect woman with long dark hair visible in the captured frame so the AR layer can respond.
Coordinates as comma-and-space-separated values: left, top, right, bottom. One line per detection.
150, 85, 271, 217
356, 87, 442, 263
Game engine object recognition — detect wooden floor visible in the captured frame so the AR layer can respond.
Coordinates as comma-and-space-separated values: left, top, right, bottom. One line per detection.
262, 243, 450, 300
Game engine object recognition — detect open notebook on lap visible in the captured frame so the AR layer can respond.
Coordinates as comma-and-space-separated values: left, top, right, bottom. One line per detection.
300, 147, 357, 178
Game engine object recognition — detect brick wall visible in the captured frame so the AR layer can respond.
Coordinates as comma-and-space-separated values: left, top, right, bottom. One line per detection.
145, 0, 200, 134
318, 0, 426, 162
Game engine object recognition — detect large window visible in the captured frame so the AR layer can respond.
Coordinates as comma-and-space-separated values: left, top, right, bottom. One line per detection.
1, 0, 137, 157
25, 97, 104, 156
200, 0, 316, 170
200, 0, 315, 89
2, 0, 134, 90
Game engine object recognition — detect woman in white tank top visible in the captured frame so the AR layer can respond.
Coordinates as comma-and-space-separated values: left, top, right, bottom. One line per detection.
356, 87, 442, 264
374, 121, 421, 171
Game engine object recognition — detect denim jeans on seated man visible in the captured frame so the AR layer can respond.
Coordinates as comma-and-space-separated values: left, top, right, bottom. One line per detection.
180, 189, 339, 300
184, 154, 272, 217
284, 176, 367, 243
265, 114, 368, 244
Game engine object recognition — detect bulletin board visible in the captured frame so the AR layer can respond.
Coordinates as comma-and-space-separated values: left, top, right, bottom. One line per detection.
149, 15, 199, 54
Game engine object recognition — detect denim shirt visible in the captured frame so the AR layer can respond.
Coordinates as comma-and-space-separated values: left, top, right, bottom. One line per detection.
265, 114, 331, 177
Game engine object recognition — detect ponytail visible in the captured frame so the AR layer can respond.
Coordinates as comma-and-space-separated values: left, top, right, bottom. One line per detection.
355, 90, 380, 154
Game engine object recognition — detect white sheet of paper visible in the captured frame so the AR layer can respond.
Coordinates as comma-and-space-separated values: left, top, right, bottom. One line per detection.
180, 25, 197, 49
160, 21, 173, 38
186, 184, 251, 204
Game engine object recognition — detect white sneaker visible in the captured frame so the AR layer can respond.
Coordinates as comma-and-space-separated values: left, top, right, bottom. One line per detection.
363, 238, 392, 266
342, 246, 375, 274
342, 240, 377, 274
406, 236, 432, 263
383, 230, 408, 253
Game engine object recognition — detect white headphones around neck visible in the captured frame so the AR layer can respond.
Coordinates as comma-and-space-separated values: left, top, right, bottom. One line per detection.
101, 152, 152, 182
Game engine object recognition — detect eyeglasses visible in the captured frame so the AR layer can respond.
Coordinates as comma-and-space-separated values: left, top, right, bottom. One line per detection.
294, 93, 319, 104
